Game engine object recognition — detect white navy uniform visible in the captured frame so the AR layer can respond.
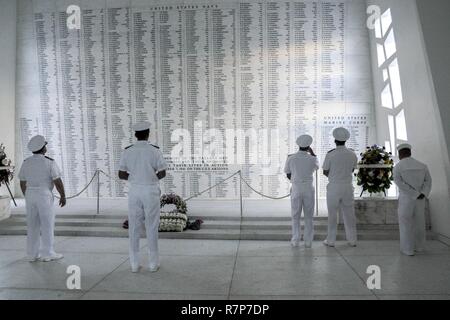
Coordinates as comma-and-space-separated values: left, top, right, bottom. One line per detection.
393, 155, 432, 255
284, 148, 319, 246
18, 154, 61, 259
119, 141, 167, 270
323, 131, 358, 246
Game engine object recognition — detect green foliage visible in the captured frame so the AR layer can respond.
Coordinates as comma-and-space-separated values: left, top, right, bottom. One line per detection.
356, 145, 394, 196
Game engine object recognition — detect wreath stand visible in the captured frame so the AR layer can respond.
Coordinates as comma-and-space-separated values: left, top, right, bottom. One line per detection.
0, 166, 16, 207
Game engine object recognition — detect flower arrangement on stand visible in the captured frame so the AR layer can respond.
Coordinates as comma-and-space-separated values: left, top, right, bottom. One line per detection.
0, 144, 14, 185
0, 144, 16, 206
356, 145, 394, 197
159, 193, 188, 232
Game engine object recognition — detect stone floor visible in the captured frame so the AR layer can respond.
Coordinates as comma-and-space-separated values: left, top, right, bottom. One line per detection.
0, 236, 450, 300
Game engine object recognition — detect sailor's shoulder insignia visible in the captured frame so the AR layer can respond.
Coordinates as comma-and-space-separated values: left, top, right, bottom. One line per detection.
45, 156, 54, 161
125, 144, 134, 150
150, 144, 160, 149
327, 149, 335, 154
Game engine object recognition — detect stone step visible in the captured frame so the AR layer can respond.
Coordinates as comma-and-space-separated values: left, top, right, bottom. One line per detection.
1, 213, 434, 241
1, 216, 402, 230
0, 225, 435, 241
10, 213, 329, 222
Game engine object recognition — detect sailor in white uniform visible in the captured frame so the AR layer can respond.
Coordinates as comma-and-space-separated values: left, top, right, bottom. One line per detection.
393, 143, 432, 256
284, 135, 319, 248
18, 135, 66, 262
322, 127, 358, 247
118, 122, 167, 273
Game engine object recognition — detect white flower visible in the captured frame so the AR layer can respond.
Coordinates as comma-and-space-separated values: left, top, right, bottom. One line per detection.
163, 204, 177, 212
1, 159, 8, 165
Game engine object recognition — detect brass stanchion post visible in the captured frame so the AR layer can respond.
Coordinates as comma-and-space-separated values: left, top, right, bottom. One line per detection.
239, 170, 243, 219
96, 170, 100, 215
315, 170, 319, 216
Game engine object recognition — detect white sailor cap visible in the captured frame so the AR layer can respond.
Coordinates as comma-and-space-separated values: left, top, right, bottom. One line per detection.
296, 134, 313, 148
28, 135, 47, 152
333, 127, 350, 142
132, 121, 151, 132
397, 143, 412, 151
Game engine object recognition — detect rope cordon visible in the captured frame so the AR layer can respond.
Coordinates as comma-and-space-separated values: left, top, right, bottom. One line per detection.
53, 169, 291, 201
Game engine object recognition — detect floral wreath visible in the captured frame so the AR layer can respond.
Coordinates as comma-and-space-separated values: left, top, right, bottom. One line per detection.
356, 145, 394, 196
160, 193, 187, 215
159, 193, 188, 232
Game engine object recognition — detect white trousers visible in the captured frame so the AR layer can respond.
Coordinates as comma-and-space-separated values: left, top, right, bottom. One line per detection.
326, 183, 357, 244
398, 194, 426, 255
290, 183, 315, 244
25, 189, 56, 258
128, 184, 161, 269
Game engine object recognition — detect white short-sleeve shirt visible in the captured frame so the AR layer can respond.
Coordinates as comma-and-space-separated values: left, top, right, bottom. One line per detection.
322, 146, 358, 184
18, 154, 62, 191
284, 151, 319, 183
119, 141, 167, 186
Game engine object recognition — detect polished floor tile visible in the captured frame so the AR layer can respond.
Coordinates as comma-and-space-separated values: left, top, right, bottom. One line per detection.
230, 255, 371, 296
335, 240, 450, 257
0, 252, 128, 291
92, 255, 235, 295
0, 250, 27, 269
0, 288, 84, 300
0, 235, 71, 251
345, 254, 450, 295
159, 239, 239, 257
56, 237, 141, 254
81, 291, 227, 300
238, 240, 340, 257
0, 238, 449, 299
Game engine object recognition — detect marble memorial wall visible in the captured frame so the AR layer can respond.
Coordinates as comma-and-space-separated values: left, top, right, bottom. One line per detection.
16, 0, 374, 199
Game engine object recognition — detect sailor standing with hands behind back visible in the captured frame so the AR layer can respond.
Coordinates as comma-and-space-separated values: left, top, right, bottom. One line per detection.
18, 135, 66, 262
322, 127, 358, 247
284, 135, 319, 248
393, 143, 432, 256
119, 122, 167, 273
